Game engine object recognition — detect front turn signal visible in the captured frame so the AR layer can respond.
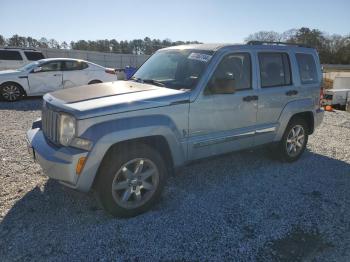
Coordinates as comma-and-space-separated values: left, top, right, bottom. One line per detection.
76, 157, 87, 175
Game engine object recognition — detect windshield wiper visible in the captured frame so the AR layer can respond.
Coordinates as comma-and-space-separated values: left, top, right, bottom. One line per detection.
142, 79, 165, 87
130, 77, 165, 87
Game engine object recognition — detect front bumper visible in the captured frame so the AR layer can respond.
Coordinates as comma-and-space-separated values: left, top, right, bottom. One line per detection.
26, 127, 89, 189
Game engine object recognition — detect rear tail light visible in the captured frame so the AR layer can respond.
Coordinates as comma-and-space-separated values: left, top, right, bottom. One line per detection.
105, 68, 116, 75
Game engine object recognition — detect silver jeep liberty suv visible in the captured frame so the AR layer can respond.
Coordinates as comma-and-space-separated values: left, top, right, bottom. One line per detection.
27, 41, 324, 217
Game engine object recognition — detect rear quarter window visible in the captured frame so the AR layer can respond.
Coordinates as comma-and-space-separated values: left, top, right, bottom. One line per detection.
24, 51, 45, 61
0, 50, 23, 60
296, 53, 318, 84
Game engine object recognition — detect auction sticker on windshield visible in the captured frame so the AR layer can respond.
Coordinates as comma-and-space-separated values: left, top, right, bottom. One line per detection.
188, 53, 212, 62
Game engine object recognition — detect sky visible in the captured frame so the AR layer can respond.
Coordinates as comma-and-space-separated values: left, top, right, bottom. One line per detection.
1, 0, 349, 43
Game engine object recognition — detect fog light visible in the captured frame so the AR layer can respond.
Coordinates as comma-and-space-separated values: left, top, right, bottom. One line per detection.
76, 157, 87, 175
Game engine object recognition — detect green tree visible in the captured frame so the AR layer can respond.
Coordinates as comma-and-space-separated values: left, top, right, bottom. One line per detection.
0, 35, 5, 46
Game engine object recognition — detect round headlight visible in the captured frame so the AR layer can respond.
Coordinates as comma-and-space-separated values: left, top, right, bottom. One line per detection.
59, 113, 76, 146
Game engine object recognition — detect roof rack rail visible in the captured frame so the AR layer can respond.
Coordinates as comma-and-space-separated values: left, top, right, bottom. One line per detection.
246, 41, 312, 48
3, 46, 38, 51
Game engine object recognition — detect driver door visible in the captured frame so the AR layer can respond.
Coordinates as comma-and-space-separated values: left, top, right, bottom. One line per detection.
188, 52, 258, 160
28, 60, 63, 95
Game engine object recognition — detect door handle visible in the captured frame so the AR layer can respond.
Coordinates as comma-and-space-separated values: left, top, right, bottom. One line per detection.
243, 95, 258, 102
286, 90, 298, 96
53, 74, 62, 77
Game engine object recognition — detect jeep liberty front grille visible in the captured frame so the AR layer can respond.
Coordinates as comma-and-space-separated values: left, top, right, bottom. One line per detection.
42, 107, 59, 144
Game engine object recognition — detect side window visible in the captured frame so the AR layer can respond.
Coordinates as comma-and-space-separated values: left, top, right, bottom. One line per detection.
40, 61, 61, 72
63, 61, 87, 71
296, 53, 318, 84
24, 51, 45, 61
206, 53, 252, 94
259, 53, 292, 88
0, 50, 23, 61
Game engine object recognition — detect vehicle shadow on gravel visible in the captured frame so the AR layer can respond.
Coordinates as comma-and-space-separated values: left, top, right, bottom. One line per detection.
1, 148, 350, 261
0, 97, 42, 111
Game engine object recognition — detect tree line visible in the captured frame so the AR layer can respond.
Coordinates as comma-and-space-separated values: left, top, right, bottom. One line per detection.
0, 35, 200, 55
1, 27, 349, 64
246, 27, 350, 64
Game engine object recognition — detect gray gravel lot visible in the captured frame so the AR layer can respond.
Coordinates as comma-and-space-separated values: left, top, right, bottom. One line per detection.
0, 98, 350, 261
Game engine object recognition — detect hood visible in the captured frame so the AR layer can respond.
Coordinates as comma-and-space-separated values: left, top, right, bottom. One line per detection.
46, 81, 190, 119
0, 69, 21, 75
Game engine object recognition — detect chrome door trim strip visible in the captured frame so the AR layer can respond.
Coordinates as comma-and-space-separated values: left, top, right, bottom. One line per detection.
193, 126, 276, 148
255, 126, 276, 134
193, 131, 255, 148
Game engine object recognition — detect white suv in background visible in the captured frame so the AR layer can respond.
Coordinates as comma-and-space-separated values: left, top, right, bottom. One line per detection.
0, 58, 118, 101
0, 48, 45, 71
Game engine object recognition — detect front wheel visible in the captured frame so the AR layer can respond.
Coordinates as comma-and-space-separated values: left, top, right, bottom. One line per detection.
1, 83, 24, 102
95, 143, 167, 217
88, 80, 102, 85
277, 118, 309, 162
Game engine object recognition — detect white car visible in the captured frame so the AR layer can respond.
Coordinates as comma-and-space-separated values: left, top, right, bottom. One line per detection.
0, 58, 118, 101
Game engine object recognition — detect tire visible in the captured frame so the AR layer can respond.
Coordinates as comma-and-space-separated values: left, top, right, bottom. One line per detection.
88, 80, 102, 85
276, 117, 309, 162
95, 143, 167, 217
0, 83, 25, 102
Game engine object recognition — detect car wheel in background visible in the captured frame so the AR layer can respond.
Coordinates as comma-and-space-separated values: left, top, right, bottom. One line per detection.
277, 118, 309, 162
0, 83, 25, 102
95, 143, 167, 217
88, 80, 102, 85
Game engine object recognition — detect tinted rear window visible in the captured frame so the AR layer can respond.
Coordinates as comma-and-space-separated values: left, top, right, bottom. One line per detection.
0, 50, 23, 60
24, 51, 45, 61
296, 53, 318, 84
259, 52, 292, 88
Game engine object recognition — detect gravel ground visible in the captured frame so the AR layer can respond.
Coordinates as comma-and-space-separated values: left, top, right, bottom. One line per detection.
0, 98, 350, 261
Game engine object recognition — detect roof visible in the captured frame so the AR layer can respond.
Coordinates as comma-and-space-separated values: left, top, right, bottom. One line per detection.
163, 43, 239, 51
38, 58, 88, 62
162, 42, 314, 52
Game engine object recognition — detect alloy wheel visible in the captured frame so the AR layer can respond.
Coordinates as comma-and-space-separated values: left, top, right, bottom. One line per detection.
111, 158, 159, 209
2, 85, 21, 101
286, 125, 305, 157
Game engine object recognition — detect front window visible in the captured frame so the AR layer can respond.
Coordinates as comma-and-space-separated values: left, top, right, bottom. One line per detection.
132, 49, 213, 90
206, 53, 252, 94
0, 50, 23, 61
40, 61, 61, 72
18, 61, 40, 71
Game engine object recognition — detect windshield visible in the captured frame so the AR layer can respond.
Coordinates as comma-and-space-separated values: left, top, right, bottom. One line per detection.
18, 61, 40, 71
132, 49, 214, 90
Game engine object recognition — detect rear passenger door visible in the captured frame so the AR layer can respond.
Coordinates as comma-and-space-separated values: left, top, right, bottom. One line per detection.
255, 51, 299, 145
62, 60, 90, 88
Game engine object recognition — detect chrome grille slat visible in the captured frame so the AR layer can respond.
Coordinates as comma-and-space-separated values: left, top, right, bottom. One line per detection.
42, 105, 59, 144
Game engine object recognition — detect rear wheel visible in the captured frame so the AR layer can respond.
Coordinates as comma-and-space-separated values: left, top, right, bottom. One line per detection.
1, 83, 24, 102
276, 118, 309, 162
95, 143, 167, 217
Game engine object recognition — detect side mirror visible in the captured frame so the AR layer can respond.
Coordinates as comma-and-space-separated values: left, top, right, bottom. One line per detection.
33, 67, 42, 73
208, 73, 236, 94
